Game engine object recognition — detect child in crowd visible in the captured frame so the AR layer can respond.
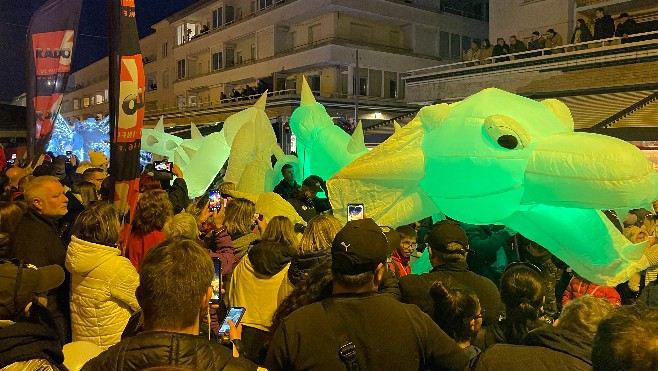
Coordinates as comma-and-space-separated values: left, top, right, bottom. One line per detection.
562, 270, 621, 306
388, 225, 417, 277
429, 281, 483, 364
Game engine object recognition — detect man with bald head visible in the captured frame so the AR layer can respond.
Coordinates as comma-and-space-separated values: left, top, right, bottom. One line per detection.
8, 175, 71, 341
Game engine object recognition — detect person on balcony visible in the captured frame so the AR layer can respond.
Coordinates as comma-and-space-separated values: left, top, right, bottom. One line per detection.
463, 40, 481, 64
492, 38, 510, 62
593, 8, 615, 42
508, 36, 527, 59
571, 19, 593, 50
479, 39, 493, 64
544, 29, 564, 54
615, 13, 639, 44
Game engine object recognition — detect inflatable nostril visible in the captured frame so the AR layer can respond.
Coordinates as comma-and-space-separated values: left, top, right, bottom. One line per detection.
498, 135, 518, 149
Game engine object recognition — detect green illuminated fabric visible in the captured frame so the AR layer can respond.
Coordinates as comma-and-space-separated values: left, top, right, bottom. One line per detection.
328, 88, 658, 286
289, 77, 368, 180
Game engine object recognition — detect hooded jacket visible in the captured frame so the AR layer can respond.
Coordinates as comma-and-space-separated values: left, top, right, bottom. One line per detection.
472, 326, 592, 370
287, 249, 331, 286
0, 319, 65, 371
229, 241, 293, 331
66, 236, 140, 349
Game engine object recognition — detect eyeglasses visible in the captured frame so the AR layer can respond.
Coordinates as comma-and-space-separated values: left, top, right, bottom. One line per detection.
474, 309, 486, 320
401, 242, 418, 249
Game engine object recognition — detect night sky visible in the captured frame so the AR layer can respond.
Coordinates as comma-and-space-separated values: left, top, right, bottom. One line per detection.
0, 0, 198, 102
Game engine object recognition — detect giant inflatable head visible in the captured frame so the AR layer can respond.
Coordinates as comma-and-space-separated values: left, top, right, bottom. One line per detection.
328, 88, 658, 286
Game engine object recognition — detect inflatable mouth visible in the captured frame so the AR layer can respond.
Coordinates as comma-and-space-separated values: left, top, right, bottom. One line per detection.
522, 132, 658, 210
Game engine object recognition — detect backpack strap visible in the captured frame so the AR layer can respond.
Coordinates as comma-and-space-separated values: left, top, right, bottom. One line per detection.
321, 298, 360, 371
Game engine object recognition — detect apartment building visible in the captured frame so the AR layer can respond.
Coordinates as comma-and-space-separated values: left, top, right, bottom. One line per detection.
61, 0, 487, 128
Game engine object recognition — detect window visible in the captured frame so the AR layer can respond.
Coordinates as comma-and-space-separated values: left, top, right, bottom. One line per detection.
250, 45, 256, 61
450, 33, 461, 59
308, 75, 320, 92
369, 69, 382, 97
259, 0, 273, 10
439, 31, 450, 58
161, 42, 168, 58
95, 92, 104, 104
384, 71, 397, 98
309, 24, 321, 44
104, 89, 109, 101
236, 51, 243, 64
212, 52, 223, 70
176, 23, 197, 45
212, 7, 223, 29
177, 59, 186, 79
83, 97, 90, 107
177, 95, 185, 108
73, 99, 79, 110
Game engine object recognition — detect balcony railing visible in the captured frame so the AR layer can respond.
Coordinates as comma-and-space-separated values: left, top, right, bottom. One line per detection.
406, 30, 658, 82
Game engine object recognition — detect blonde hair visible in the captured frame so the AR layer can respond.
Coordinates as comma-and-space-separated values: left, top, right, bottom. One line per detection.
218, 182, 236, 194
223, 198, 255, 238
262, 216, 298, 250
163, 212, 199, 240
299, 215, 342, 254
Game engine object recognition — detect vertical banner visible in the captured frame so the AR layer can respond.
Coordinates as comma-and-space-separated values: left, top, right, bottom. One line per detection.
26, 0, 83, 162
109, 0, 143, 245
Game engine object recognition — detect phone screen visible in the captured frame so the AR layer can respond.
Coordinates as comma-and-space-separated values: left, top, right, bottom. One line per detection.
218, 307, 246, 334
210, 258, 222, 304
208, 190, 222, 211
347, 204, 364, 221
11, 154, 16, 160
154, 161, 172, 172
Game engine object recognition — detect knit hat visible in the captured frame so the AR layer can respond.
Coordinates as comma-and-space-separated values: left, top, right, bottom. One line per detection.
0, 260, 65, 320
332, 218, 388, 275
426, 220, 469, 253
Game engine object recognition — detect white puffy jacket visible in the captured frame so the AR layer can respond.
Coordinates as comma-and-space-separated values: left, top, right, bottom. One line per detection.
65, 236, 140, 350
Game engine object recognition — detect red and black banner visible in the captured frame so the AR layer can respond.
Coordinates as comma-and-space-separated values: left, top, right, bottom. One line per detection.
108, 0, 143, 245
26, 0, 83, 160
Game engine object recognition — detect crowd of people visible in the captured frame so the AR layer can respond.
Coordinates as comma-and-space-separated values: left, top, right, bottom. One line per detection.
0, 153, 657, 371
463, 8, 643, 64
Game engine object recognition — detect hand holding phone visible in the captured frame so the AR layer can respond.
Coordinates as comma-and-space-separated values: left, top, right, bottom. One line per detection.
209, 258, 222, 305
208, 190, 223, 211
154, 161, 173, 172
219, 307, 246, 335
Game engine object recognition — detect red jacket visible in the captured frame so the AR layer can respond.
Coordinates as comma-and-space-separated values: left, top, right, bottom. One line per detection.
388, 251, 411, 278
562, 275, 621, 306
125, 230, 166, 271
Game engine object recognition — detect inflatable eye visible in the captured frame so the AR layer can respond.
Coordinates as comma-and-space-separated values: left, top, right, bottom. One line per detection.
497, 135, 518, 149
484, 115, 529, 150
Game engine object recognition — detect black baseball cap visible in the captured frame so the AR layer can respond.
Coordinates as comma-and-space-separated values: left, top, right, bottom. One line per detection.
546, 29, 556, 34
332, 218, 388, 275
302, 176, 323, 193
380, 226, 401, 255
618, 13, 629, 19
0, 260, 65, 320
426, 220, 469, 253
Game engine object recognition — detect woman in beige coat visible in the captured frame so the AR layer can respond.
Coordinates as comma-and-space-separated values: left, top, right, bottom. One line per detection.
65, 202, 140, 349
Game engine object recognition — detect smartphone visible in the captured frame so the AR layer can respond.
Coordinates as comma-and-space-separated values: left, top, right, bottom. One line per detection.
347, 203, 364, 221
153, 161, 173, 172
210, 257, 222, 305
218, 307, 246, 335
253, 213, 263, 221
66, 150, 72, 156
208, 190, 223, 211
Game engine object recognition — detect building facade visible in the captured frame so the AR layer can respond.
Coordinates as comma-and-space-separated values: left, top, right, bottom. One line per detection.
61, 0, 487, 128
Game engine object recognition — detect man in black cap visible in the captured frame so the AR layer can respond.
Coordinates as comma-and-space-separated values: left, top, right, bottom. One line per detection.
399, 220, 503, 325
0, 259, 67, 369
266, 218, 469, 371
615, 13, 639, 43
287, 175, 329, 222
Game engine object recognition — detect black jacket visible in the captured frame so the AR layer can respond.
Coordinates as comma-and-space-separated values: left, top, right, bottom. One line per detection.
594, 15, 615, 40
167, 177, 190, 214
472, 326, 591, 370
81, 331, 257, 371
399, 260, 503, 325
288, 250, 331, 286
266, 293, 469, 371
273, 179, 299, 200
0, 320, 66, 370
9, 209, 66, 268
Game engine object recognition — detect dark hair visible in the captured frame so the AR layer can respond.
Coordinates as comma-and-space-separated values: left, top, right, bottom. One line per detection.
0, 202, 23, 247
496, 37, 505, 43
269, 260, 333, 338
499, 264, 546, 344
332, 271, 374, 289
281, 164, 293, 174
396, 225, 417, 239
430, 281, 479, 343
482, 39, 491, 47
431, 242, 467, 262
596, 7, 604, 13
139, 173, 162, 193
71, 201, 120, 246
576, 19, 586, 28
133, 190, 173, 234
72, 181, 99, 207
137, 237, 213, 331
82, 167, 104, 180
592, 304, 658, 371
